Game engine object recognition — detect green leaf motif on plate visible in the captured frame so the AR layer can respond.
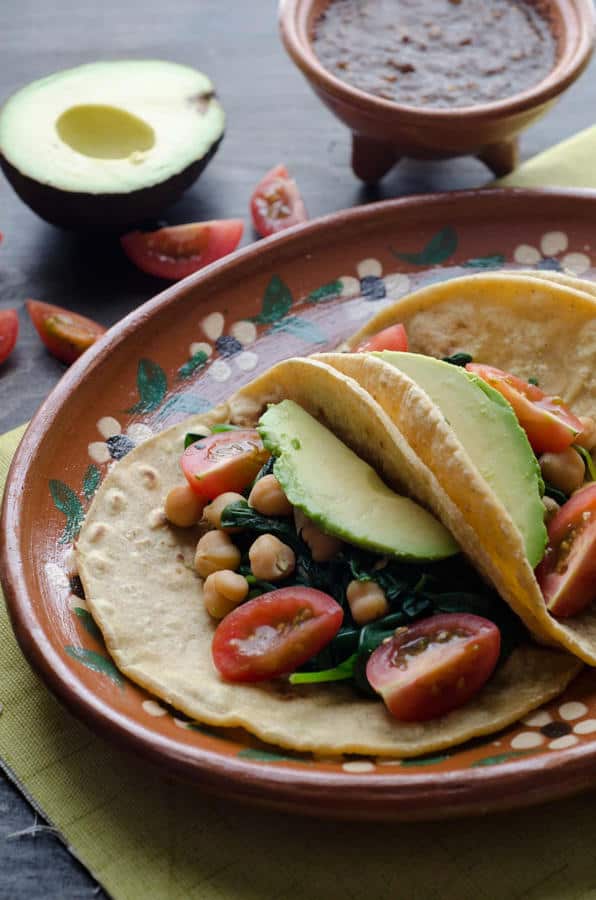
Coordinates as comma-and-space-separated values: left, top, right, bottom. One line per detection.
269, 316, 327, 345
155, 393, 212, 424
307, 280, 343, 303
49, 479, 85, 544
65, 646, 124, 687
178, 350, 208, 379
127, 359, 167, 413
471, 750, 532, 767
400, 753, 452, 767
251, 275, 293, 324
237, 748, 307, 763
73, 607, 104, 643
82, 464, 101, 500
463, 254, 506, 269
392, 226, 458, 266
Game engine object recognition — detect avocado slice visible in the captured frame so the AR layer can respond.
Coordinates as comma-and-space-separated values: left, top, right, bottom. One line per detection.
375, 352, 547, 567
0, 61, 225, 230
258, 400, 458, 561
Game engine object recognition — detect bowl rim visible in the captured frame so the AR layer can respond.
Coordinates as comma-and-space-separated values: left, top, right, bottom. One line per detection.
278, 0, 596, 122
4, 187, 596, 821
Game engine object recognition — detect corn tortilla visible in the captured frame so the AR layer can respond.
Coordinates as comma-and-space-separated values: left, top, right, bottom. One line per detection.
76, 358, 580, 757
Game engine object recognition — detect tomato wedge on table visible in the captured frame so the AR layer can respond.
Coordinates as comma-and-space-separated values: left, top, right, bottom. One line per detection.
121, 219, 244, 280
466, 363, 582, 455
250, 164, 308, 237
0, 309, 19, 364
26, 300, 105, 365
355, 323, 408, 353
536, 483, 596, 618
366, 613, 500, 721
212, 587, 344, 682
181, 429, 269, 500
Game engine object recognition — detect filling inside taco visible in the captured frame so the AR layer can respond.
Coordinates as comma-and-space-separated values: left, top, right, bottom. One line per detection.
76, 346, 582, 756
325, 271, 596, 663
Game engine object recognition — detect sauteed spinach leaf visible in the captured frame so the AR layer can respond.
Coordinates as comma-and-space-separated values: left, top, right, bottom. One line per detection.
221, 500, 526, 693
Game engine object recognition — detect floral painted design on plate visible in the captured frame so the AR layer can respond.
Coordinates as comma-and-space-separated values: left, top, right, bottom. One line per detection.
6, 191, 596, 819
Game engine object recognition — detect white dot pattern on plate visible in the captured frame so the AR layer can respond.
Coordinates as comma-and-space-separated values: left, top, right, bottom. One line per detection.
511, 732, 544, 750
173, 718, 189, 729
209, 360, 232, 382
559, 701, 588, 721
549, 734, 579, 750
235, 351, 259, 372
521, 710, 553, 728
574, 719, 596, 735
189, 341, 212, 358
127, 423, 153, 444
97, 416, 121, 439
339, 276, 360, 298
88, 442, 111, 464
383, 273, 411, 297
142, 700, 167, 717
562, 252, 591, 275
342, 760, 376, 773
513, 244, 541, 265
357, 258, 383, 279
201, 311, 225, 341
230, 320, 257, 344
69, 596, 87, 611
540, 231, 568, 257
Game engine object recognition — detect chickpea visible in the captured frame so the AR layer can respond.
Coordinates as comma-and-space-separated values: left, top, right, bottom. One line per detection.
249, 474, 293, 517
164, 483, 205, 527
203, 491, 245, 532
249, 534, 296, 581
542, 495, 560, 523
195, 530, 241, 578
346, 580, 389, 625
539, 447, 585, 496
576, 415, 596, 452
203, 570, 249, 619
301, 519, 343, 562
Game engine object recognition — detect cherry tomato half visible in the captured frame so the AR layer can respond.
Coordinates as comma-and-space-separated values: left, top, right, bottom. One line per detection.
366, 613, 500, 721
26, 300, 105, 365
212, 587, 344, 682
0, 309, 19, 364
250, 164, 308, 238
356, 323, 408, 353
181, 429, 269, 500
466, 363, 582, 455
121, 219, 244, 281
536, 483, 596, 618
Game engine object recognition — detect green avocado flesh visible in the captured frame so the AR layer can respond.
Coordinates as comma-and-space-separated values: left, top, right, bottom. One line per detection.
375, 352, 547, 567
257, 400, 458, 561
0, 60, 224, 196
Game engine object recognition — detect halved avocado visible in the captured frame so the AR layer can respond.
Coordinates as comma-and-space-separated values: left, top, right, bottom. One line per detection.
0, 60, 225, 231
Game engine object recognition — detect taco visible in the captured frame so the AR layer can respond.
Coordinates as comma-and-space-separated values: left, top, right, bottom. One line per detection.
325, 271, 596, 664
76, 354, 580, 757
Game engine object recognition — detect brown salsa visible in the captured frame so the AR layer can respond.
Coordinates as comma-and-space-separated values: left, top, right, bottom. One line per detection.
312, 0, 556, 109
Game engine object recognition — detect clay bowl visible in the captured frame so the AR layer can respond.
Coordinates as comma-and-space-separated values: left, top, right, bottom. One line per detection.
279, 0, 595, 181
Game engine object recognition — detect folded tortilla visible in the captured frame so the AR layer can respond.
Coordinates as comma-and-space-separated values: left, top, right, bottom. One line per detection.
325, 272, 596, 664
76, 356, 580, 757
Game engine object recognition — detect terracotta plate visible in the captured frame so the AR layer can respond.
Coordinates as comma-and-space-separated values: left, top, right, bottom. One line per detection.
3, 189, 596, 822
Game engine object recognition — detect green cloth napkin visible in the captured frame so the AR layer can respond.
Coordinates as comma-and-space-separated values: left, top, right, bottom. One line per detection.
495, 125, 596, 188
4, 130, 596, 899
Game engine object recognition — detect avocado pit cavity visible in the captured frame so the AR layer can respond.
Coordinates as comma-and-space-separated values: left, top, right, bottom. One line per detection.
56, 104, 155, 161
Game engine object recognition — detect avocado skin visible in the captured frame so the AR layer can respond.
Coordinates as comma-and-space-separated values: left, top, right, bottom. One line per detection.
0, 133, 222, 232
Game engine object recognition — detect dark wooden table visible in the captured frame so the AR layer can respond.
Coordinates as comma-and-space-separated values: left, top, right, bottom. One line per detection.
1, 0, 596, 896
